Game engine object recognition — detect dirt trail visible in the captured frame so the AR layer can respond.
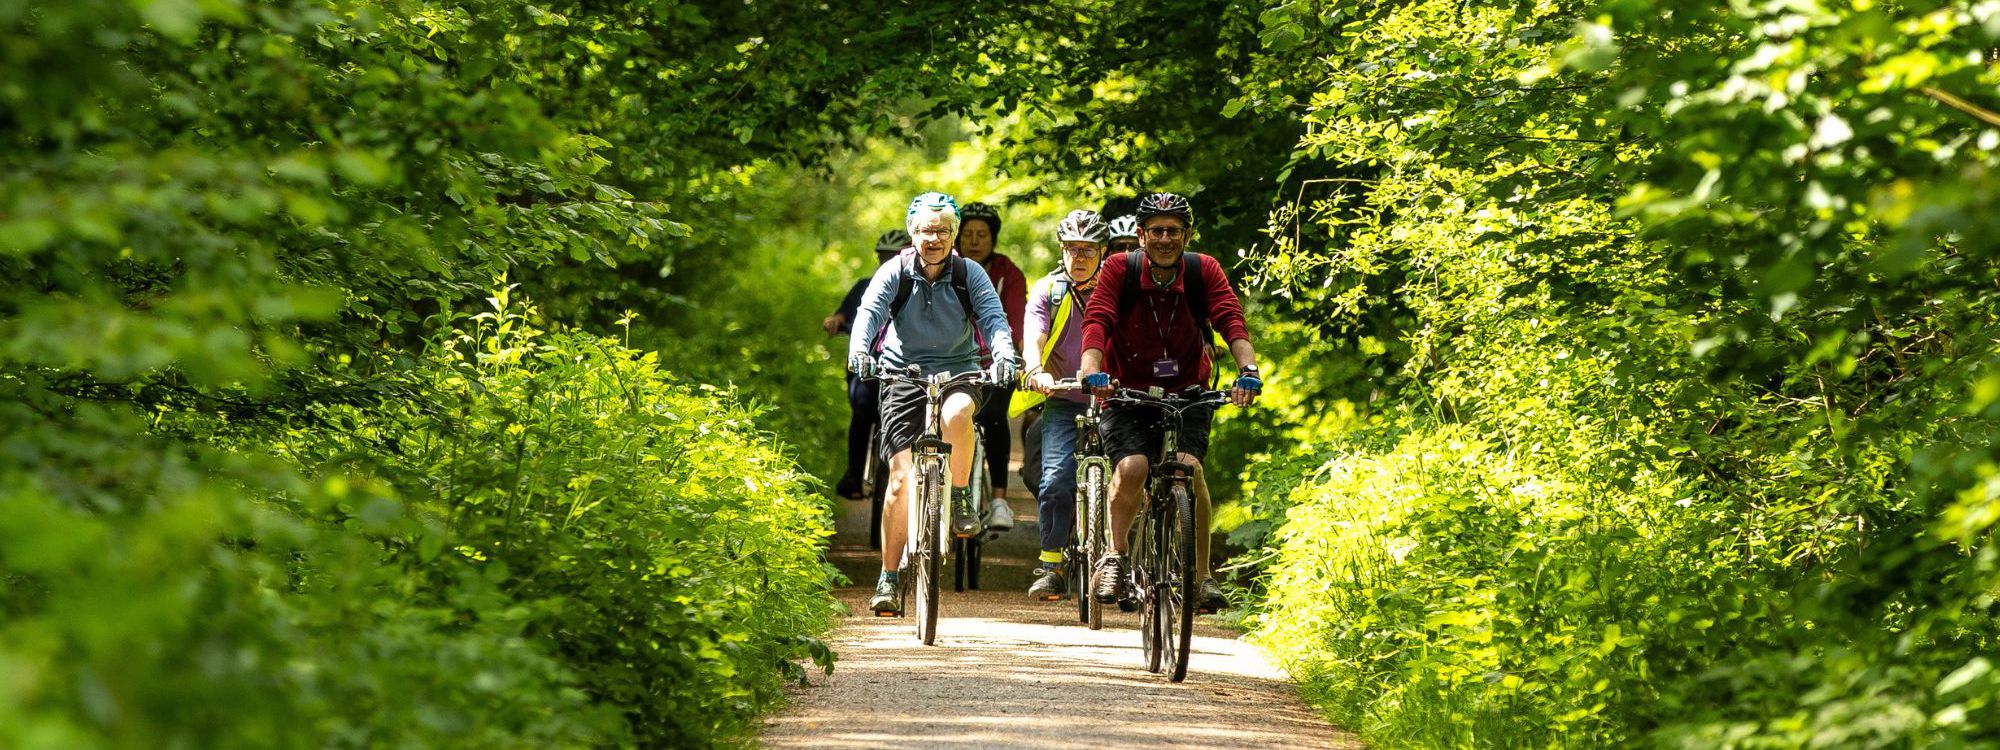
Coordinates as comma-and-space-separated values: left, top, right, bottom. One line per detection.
760, 437, 1360, 749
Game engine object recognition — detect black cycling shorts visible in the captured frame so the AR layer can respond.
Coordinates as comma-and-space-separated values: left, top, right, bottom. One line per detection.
878, 378, 985, 462
1100, 400, 1215, 465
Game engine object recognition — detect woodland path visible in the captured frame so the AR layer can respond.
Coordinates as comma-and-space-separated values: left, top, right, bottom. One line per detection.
759, 430, 1360, 749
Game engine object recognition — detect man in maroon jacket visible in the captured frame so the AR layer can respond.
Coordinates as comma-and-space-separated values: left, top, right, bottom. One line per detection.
1077, 192, 1263, 613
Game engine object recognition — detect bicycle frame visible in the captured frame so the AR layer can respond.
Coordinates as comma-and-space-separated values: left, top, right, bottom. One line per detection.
871, 363, 988, 645
1108, 386, 1228, 681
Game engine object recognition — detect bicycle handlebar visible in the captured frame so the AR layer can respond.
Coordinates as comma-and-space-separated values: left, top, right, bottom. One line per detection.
870, 362, 998, 388
1106, 387, 1231, 411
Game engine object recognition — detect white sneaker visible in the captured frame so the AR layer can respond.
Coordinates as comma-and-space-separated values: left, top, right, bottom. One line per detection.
985, 494, 1014, 532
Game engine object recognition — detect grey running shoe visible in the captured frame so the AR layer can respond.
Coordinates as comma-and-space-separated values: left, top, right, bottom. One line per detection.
1197, 577, 1228, 613
985, 493, 1014, 532
869, 578, 900, 617
1092, 555, 1127, 604
1027, 565, 1066, 601
951, 489, 981, 538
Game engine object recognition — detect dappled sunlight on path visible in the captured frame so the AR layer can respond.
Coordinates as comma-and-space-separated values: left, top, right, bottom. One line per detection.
761, 481, 1360, 749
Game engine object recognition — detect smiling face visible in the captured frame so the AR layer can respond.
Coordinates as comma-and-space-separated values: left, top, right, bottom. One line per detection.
1138, 215, 1189, 265
909, 212, 957, 266
1062, 241, 1105, 288
957, 219, 995, 262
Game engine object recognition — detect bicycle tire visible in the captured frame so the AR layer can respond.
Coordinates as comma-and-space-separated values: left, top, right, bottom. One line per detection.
915, 455, 944, 646
1136, 508, 1162, 674
866, 430, 886, 550
1078, 461, 1108, 629
1164, 482, 1197, 682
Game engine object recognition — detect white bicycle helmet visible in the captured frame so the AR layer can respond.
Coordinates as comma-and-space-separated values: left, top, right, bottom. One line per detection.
1107, 214, 1139, 240
1056, 209, 1110, 243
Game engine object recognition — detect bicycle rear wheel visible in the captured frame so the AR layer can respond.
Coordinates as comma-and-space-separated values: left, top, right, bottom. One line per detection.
1163, 482, 1197, 682
914, 455, 944, 646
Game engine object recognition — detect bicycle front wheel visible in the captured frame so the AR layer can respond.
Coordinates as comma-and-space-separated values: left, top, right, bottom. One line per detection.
914, 455, 945, 646
1135, 509, 1161, 674
1163, 482, 1197, 682
1077, 460, 1108, 629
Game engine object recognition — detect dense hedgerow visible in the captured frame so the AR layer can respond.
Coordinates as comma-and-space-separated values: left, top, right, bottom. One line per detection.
1222, 1, 2000, 748
1, 298, 836, 748
0, 298, 832, 748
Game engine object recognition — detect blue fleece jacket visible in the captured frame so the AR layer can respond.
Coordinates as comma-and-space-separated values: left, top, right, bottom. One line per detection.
848, 249, 1016, 376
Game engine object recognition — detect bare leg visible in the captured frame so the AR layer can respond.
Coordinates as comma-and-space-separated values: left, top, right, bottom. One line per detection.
1186, 454, 1211, 579
1108, 454, 1150, 556
880, 450, 914, 571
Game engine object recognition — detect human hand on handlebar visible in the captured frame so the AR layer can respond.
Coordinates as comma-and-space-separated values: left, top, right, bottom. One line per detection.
985, 357, 1019, 387
847, 352, 876, 380
1231, 374, 1261, 408
821, 314, 847, 336
1029, 370, 1056, 395
1081, 370, 1114, 397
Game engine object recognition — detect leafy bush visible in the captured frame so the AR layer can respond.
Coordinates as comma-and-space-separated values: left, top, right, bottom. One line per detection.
2, 294, 835, 748
1217, 0, 2000, 747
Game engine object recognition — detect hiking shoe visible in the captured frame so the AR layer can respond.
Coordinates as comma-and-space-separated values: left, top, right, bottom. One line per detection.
1196, 577, 1228, 613
835, 473, 865, 500
1092, 555, 1127, 604
869, 578, 900, 617
1027, 565, 1066, 601
985, 493, 1014, 533
951, 489, 982, 538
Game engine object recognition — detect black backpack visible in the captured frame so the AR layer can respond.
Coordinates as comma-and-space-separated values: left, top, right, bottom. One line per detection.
873, 255, 991, 357
1120, 249, 1216, 345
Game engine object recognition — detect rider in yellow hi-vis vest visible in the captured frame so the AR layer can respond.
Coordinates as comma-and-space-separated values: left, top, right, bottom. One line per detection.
1019, 209, 1110, 600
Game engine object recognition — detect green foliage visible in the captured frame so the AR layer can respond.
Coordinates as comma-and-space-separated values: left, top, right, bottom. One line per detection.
3, 297, 834, 748
1194, 0, 2000, 747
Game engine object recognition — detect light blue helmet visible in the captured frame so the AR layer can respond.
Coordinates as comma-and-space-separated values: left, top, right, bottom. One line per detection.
905, 191, 962, 234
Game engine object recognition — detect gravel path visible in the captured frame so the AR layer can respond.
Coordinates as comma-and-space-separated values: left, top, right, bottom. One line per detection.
761, 442, 1360, 750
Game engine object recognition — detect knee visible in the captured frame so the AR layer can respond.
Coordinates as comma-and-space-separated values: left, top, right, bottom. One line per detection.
1115, 455, 1149, 480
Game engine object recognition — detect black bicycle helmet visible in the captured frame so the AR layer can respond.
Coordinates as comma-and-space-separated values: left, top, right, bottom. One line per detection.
1134, 192, 1193, 227
959, 201, 1002, 236
874, 229, 911, 253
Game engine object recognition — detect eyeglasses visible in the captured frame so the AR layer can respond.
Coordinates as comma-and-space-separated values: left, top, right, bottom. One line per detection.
910, 227, 953, 240
1142, 226, 1187, 240
1062, 244, 1104, 257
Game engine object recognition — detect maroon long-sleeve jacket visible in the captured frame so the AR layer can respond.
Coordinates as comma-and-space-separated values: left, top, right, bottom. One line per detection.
1079, 252, 1251, 391
979, 252, 1028, 350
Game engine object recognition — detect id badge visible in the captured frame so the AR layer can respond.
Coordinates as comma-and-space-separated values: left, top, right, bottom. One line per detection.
1151, 358, 1181, 379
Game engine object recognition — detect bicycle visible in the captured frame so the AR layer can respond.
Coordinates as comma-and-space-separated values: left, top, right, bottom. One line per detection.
864, 422, 887, 549
870, 363, 993, 646
1047, 379, 1112, 629
1107, 386, 1229, 682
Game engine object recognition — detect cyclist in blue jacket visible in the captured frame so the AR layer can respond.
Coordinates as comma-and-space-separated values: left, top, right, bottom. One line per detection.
847, 192, 1020, 616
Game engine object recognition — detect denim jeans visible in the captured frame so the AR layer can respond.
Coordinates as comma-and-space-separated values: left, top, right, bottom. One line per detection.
1036, 398, 1086, 553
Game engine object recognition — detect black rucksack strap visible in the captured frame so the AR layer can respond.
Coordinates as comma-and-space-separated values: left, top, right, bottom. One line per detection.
877, 255, 989, 359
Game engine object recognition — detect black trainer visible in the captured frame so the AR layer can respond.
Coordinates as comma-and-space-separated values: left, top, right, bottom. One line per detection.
1092, 555, 1127, 604
869, 577, 900, 616
1027, 565, 1066, 601
1196, 577, 1228, 613
951, 488, 981, 538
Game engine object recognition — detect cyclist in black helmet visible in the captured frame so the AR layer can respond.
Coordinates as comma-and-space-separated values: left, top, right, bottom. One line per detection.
1078, 192, 1264, 614
828, 229, 913, 501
